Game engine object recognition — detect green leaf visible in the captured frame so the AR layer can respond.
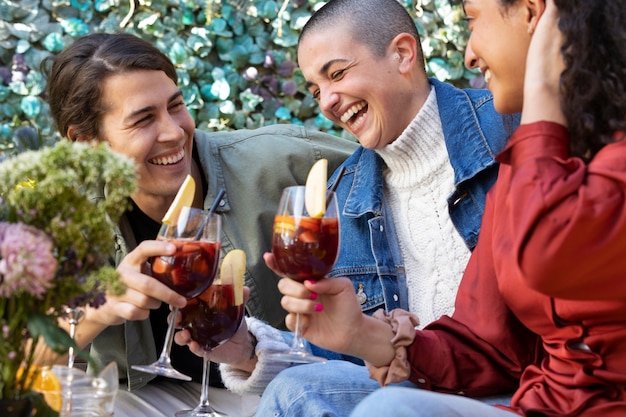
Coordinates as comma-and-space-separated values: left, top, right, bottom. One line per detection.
28, 313, 71, 354
24, 391, 59, 417
27, 313, 97, 371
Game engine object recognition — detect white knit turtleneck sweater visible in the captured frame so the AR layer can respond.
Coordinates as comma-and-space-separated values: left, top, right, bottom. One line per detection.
219, 88, 473, 396
375, 87, 470, 328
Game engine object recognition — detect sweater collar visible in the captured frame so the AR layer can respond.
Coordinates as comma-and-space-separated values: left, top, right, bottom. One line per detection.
375, 86, 448, 186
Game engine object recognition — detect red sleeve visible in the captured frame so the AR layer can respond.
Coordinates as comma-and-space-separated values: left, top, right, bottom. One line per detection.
405, 197, 542, 397
500, 122, 626, 299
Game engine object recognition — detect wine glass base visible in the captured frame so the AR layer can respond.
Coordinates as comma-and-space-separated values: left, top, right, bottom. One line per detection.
175, 407, 229, 417
266, 350, 328, 364
131, 364, 192, 381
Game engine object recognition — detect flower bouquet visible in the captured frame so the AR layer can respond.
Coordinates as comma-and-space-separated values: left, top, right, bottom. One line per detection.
0, 139, 137, 416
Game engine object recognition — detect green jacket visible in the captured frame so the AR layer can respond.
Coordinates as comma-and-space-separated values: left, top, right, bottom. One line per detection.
90, 124, 356, 390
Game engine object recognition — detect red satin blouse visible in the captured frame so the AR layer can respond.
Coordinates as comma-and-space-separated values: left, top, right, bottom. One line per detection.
408, 121, 626, 416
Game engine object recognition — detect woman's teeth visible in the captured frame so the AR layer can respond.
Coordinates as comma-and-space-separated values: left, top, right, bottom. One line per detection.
484, 70, 492, 84
340, 102, 366, 124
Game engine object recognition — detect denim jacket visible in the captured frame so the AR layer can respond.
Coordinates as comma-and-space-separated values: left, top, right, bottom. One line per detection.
326, 79, 520, 315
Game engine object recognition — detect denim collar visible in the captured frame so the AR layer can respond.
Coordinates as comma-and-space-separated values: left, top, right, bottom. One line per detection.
333, 79, 506, 218
431, 79, 503, 185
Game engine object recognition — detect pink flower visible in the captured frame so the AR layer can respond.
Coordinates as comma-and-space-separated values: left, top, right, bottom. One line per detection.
0, 222, 58, 298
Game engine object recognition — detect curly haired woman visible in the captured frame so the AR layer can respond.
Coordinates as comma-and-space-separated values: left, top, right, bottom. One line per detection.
277, 0, 626, 415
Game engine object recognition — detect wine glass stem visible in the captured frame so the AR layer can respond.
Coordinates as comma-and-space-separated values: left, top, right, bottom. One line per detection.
156, 306, 179, 366
195, 353, 213, 412
66, 307, 84, 368
290, 313, 307, 352
68, 322, 77, 368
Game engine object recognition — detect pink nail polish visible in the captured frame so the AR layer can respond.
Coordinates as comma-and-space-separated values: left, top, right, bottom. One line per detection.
305, 280, 317, 285
309, 292, 318, 300
315, 303, 324, 312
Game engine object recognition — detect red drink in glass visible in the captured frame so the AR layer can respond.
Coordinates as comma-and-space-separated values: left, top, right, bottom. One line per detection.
272, 215, 339, 282
151, 239, 221, 299
180, 283, 245, 351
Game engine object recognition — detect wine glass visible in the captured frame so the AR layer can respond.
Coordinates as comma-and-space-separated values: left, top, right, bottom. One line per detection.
132, 206, 222, 381
269, 185, 340, 363
175, 279, 245, 417
63, 306, 85, 368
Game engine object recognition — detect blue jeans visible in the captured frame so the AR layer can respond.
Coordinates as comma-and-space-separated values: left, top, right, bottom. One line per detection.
255, 361, 418, 417
350, 387, 519, 417
255, 361, 513, 417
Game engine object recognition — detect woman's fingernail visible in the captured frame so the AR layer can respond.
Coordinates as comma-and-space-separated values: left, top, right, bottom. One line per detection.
305, 280, 317, 285
315, 303, 324, 312
309, 292, 318, 301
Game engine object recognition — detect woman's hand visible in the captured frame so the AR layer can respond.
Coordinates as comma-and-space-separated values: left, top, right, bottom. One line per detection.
264, 250, 361, 352
277, 275, 366, 355
268, 249, 396, 365
521, 0, 566, 125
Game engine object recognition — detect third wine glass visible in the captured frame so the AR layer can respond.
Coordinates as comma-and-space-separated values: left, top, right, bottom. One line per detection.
269, 185, 340, 363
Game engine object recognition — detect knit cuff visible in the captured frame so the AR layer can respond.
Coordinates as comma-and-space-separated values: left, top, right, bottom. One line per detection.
219, 317, 291, 396
365, 309, 420, 386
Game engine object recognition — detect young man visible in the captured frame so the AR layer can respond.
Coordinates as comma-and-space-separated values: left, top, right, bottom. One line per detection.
43, 32, 356, 416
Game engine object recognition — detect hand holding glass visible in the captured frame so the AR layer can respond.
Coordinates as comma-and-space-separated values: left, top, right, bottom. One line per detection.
269, 185, 340, 363
132, 207, 221, 381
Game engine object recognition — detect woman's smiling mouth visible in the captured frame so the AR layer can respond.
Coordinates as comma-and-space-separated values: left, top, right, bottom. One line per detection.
340, 102, 368, 131
340, 102, 367, 124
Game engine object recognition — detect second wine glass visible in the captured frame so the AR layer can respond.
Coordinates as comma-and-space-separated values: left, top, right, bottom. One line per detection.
132, 206, 222, 381
175, 279, 245, 417
269, 185, 340, 363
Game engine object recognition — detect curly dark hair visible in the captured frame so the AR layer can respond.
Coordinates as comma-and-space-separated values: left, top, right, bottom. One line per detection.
501, 0, 626, 160
555, 0, 626, 159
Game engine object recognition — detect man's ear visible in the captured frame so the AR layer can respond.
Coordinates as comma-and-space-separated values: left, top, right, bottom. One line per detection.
525, 0, 547, 35
66, 126, 91, 142
66, 126, 78, 141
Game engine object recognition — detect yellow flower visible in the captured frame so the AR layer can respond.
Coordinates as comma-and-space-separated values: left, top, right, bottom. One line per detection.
15, 179, 37, 190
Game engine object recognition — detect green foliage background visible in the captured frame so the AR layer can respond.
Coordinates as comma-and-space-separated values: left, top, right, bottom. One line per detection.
0, 0, 482, 158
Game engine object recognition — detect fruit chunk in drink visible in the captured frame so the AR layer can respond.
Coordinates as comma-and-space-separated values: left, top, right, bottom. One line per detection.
272, 215, 339, 282
151, 239, 221, 299
180, 283, 245, 351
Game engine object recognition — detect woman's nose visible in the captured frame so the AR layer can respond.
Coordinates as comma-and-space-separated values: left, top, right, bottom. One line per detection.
318, 88, 339, 115
464, 41, 478, 70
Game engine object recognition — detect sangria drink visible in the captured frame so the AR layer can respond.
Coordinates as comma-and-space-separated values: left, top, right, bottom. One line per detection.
268, 185, 340, 363
272, 215, 339, 282
132, 207, 221, 381
152, 239, 221, 299
180, 283, 245, 351
175, 280, 245, 417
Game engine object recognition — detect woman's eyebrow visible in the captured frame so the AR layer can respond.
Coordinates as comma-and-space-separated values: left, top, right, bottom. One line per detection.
304, 58, 349, 90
